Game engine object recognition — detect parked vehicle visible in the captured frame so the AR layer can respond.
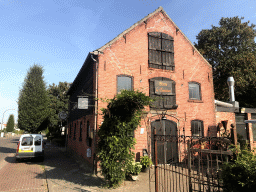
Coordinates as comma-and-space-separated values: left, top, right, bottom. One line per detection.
16, 134, 45, 162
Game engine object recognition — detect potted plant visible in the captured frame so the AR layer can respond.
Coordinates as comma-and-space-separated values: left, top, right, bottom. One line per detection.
126, 160, 142, 180
140, 156, 152, 172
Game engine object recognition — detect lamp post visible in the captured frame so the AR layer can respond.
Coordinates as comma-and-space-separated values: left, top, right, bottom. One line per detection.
1, 109, 15, 130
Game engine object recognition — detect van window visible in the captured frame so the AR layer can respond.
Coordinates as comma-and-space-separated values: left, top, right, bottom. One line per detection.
21, 137, 33, 146
34, 136, 41, 146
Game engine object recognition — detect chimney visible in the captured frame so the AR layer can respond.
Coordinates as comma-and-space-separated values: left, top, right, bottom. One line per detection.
227, 77, 235, 102
227, 77, 239, 108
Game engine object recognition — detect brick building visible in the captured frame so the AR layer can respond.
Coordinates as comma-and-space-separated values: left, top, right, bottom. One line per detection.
66, 7, 217, 166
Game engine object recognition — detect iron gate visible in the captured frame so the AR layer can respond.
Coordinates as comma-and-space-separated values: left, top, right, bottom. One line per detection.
151, 129, 233, 192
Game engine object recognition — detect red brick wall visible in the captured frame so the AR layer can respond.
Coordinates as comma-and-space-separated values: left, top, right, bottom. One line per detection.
96, 11, 216, 158
67, 115, 95, 165
215, 111, 236, 137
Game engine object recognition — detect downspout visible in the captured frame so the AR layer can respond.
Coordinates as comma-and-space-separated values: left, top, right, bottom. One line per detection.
91, 53, 98, 175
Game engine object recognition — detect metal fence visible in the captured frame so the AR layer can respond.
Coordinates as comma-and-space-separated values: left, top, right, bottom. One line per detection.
151, 131, 233, 192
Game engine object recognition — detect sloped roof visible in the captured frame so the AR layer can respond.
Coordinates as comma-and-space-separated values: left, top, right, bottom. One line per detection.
94, 6, 211, 67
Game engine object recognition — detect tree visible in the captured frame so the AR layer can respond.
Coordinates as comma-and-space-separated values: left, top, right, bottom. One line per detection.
6, 114, 15, 132
97, 90, 152, 188
47, 82, 70, 137
195, 16, 256, 107
18, 64, 49, 133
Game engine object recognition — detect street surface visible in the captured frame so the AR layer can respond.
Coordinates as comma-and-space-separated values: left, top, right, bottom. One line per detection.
0, 136, 47, 192
0, 136, 152, 192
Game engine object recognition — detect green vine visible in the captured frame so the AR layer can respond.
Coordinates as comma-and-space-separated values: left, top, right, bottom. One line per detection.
97, 90, 152, 188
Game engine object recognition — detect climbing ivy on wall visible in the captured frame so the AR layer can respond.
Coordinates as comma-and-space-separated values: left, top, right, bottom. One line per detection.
97, 90, 152, 188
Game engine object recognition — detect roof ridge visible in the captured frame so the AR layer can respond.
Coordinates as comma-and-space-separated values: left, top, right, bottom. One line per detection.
95, 6, 163, 52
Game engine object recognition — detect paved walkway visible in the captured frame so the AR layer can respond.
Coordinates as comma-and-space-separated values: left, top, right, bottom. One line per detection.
44, 142, 154, 192
0, 155, 47, 192
0, 136, 154, 192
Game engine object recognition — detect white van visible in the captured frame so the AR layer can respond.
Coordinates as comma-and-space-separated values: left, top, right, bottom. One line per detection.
16, 134, 45, 162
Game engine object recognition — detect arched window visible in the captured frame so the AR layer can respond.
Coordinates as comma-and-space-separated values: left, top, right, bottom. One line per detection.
191, 120, 204, 137
148, 32, 174, 70
117, 75, 133, 94
189, 82, 201, 100
149, 77, 177, 109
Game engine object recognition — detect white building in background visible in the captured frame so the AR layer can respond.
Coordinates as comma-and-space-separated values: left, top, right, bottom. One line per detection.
0, 123, 7, 130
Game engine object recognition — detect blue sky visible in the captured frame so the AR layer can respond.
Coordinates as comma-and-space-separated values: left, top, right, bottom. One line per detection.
1, 0, 256, 125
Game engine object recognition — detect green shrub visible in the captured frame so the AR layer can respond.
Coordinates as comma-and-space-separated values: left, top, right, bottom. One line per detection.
126, 160, 142, 175
222, 146, 256, 191
140, 156, 152, 168
97, 90, 152, 188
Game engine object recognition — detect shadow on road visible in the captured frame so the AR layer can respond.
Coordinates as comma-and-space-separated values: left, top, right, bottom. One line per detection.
0, 147, 16, 154
38, 142, 105, 190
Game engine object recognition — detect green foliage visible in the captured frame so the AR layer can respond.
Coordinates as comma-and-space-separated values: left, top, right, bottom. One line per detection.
195, 16, 256, 107
18, 64, 50, 133
126, 160, 142, 175
140, 155, 152, 168
6, 114, 15, 132
47, 82, 70, 137
222, 146, 256, 191
97, 90, 152, 188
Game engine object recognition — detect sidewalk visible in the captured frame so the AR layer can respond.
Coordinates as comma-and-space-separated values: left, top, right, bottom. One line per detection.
0, 156, 47, 192
44, 142, 154, 192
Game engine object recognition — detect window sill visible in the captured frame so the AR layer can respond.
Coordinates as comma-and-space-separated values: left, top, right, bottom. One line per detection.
188, 99, 203, 103
148, 67, 175, 72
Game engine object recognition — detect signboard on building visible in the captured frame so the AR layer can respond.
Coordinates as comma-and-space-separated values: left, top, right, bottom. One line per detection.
154, 80, 173, 95
78, 97, 88, 109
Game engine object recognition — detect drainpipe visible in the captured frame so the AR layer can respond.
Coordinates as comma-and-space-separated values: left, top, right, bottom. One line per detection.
91, 52, 98, 175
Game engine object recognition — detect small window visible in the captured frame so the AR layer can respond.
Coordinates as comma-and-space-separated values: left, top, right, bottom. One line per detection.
73, 123, 76, 139
34, 136, 41, 146
251, 114, 256, 142
21, 137, 33, 146
191, 120, 204, 137
189, 82, 201, 100
86, 121, 92, 147
117, 75, 133, 94
69, 123, 72, 138
80, 121, 83, 139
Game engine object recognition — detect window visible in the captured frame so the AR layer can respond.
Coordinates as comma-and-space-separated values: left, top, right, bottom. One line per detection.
117, 75, 133, 94
86, 121, 92, 147
189, 82, 201, 100
69, 123, 72, 138
73, 123, 76, 140
191, 120, 204, 137
149, 77, 177, 109
251, 114, 256, 142
79, 121, 83, 141
34, 136, 41, 146
21, 137, 33, 146
148, 32, 174, 70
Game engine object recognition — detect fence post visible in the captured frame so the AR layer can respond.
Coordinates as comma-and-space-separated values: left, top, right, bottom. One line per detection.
188, 141, 192, 192
154, 128, 158, 192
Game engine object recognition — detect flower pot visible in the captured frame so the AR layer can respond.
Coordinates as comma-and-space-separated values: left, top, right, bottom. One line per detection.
131, 174, 138, 181
127, 174, 139, 181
